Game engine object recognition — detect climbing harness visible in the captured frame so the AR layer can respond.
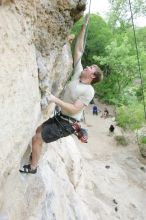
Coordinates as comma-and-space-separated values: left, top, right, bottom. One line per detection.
128, 0, 146, 119
54, 112, 88, 143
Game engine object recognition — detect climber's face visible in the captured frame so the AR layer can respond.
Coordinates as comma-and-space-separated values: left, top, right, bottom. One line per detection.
81, 65, 97, 79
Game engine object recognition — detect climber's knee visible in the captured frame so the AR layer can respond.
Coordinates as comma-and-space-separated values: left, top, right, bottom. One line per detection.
32, 131, 42, 145
36, 125, 42, 133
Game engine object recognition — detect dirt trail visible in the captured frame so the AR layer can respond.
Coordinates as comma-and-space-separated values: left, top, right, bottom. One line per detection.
80, 101, 128, 160
76, 101, 146, 220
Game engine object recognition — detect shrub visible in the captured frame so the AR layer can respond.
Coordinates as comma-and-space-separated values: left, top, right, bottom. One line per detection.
116, 103, 145, 130
140, 136, 146, 144
114, 135, 128, 146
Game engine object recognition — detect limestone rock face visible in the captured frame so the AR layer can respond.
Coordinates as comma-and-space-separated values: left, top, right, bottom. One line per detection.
1, 1, 146, 220
0, 0, 87, 219
1, 137, 93, 220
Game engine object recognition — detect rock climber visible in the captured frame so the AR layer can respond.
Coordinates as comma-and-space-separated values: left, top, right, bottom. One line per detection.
20, 15, 103, 174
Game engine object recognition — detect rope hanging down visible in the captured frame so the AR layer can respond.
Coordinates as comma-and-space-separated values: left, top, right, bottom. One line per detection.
73, 0, 92, 72
83, 0, 92, 53
62, 0, 92, 88
128, 0, 146, 119
54, 0, 92, 105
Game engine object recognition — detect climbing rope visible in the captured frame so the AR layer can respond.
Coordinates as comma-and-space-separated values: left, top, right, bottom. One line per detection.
83, 0, 92, 53
128, 0, 146, 119
61, 0, 92, 91
72, 0, 92, 73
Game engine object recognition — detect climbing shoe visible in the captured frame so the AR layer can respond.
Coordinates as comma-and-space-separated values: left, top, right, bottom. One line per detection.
19, 164, 37, 174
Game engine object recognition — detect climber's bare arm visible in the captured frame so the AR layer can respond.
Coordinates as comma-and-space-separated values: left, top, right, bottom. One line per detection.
50, 95, 85, 115
73, 14, 89, 67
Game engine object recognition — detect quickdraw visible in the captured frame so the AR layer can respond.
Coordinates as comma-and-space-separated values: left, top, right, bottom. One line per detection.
72, 122, 88, 143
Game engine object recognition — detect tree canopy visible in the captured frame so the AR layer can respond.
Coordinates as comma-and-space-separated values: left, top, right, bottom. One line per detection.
108, 0, 146, 31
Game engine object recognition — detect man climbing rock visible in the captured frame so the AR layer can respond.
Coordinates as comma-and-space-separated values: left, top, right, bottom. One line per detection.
19, 15, 103, 174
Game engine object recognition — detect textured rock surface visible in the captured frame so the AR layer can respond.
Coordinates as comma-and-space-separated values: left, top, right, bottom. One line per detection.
0, 0, 87, 219
0, 137, 92, 220
1, 1, 146, 220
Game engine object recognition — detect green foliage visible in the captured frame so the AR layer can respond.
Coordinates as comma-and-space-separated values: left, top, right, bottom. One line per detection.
140, 136, 146, 144
93, 34, 139, 104
93, 27, 146, 106
114, 135, 128, 146
116, 103, 145, 130
108, 0, 146, 31
139, 136, 146, 158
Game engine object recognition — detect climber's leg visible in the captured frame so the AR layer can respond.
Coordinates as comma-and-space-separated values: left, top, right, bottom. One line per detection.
19, 126, 43, 174
31, 127, 43, 169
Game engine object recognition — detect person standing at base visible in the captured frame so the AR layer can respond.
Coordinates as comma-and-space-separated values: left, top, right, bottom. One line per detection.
101, 107, 109, 118
19, 15, 103, 174
93, 105, 98, 115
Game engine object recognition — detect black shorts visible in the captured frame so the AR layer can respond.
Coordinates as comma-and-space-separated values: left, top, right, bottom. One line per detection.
41, 115, 74, 143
